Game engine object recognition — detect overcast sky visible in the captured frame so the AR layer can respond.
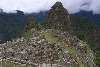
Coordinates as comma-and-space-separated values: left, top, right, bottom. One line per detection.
0, 0, 100, 14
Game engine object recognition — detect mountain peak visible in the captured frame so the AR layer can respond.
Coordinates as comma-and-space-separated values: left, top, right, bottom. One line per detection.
0, 8, 3, 13
51, 2, 63, 9
42, 2, 72, 33
16, 10, 24, 15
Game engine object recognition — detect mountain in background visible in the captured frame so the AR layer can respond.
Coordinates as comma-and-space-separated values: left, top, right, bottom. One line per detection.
0, 11, 26, 42
0, 10, 48, 43
74, 11, 100, 27
0, 9, 100, 43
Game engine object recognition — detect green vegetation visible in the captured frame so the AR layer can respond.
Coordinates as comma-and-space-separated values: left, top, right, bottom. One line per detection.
80, 64, 87, 67
94, 49, 100, 66
71, 15, 100, 66
58, 51, 64, 62
40, 31, 76, 54
23, 29, 35, 38
0, 11, 47, 43
94, 58, 100, 66
24, 18, 37, 32
0, 60, 32, 67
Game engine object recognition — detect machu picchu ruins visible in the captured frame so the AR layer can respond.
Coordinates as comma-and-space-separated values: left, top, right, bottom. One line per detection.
0, 1, 98, 67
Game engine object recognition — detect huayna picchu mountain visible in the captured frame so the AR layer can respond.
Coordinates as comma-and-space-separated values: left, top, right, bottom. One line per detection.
0, 2, 98, 67
40, 2, 73, 33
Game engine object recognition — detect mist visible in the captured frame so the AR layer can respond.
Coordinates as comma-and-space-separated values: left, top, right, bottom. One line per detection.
0, 0, 100, 14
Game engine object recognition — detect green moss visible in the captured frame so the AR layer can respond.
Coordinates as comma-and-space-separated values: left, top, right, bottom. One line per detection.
40, 32, 76, 54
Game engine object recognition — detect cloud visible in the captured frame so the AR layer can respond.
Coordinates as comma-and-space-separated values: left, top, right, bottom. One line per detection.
0, 0, 100, 14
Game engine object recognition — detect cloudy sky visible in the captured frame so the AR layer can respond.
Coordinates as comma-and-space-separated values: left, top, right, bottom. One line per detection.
0, 0, 100, 14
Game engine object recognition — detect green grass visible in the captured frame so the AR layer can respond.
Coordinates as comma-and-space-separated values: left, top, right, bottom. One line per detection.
40, 32, 76, 54
0, 48, 2, 52
0, 60, 32, 67
80, 64, 87, 67
0, 60, 15, 67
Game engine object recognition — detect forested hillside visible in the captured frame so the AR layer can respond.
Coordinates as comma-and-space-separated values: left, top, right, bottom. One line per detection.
0, 11, 48, 43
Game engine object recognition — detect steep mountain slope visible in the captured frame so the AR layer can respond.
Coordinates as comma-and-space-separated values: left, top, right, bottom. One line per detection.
74, 11, 100, 27
40, 2, 72, 32
0, 2, 98, 67
0, 11, 27, 43
0, 11, 48, 43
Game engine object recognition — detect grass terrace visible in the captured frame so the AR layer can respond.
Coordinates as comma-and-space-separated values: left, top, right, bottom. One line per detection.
40, 31, 77, 54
